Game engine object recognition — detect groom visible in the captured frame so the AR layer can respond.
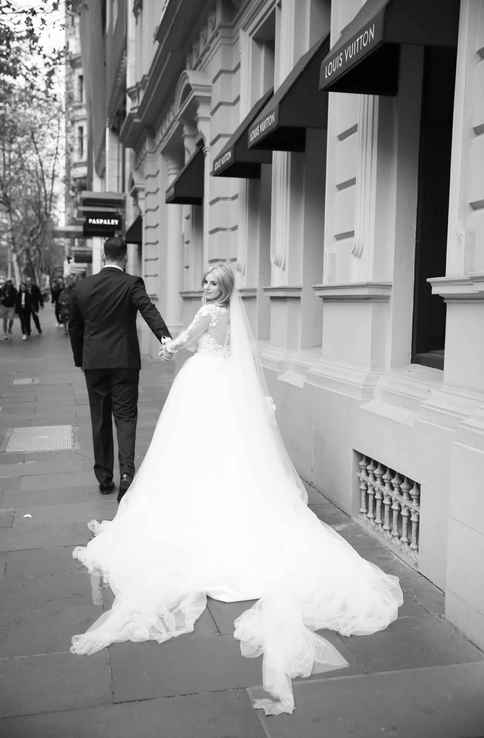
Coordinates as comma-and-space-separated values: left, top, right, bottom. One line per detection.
69, 237, 171, 502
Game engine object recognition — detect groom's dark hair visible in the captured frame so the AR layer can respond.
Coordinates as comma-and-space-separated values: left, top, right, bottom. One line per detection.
104, 237, 127, 262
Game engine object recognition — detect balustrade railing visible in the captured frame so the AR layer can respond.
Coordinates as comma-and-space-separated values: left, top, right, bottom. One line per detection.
356, 452, 421, 565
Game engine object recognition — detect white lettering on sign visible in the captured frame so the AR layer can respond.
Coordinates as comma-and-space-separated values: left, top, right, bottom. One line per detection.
249, 111, 277, 144
87, 217, 119, 226
344, 24, 375, 63
213, 149, 232, 171
323, 22, 376, 81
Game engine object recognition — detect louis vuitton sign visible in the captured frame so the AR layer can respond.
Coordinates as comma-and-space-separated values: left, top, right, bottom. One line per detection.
319, 11, 385, 90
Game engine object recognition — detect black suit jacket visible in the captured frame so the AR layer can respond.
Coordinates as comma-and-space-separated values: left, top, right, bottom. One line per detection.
69, 267, 171, 369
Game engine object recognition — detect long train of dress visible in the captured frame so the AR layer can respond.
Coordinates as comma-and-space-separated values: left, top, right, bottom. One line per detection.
71, 306, 403, 715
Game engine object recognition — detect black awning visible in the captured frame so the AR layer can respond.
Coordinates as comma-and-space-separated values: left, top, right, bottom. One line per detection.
211, 89, 273, 178
165, 146, 204, 205
319, 0, 459, 96
125, 214, 142, 244
248, 34, 330, 152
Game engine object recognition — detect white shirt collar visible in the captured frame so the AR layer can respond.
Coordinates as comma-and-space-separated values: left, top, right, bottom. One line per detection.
104, 264, 124, 272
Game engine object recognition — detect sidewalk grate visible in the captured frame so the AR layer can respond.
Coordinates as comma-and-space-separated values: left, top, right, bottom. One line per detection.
4, 425, 74, 452
12, 378, 39, 385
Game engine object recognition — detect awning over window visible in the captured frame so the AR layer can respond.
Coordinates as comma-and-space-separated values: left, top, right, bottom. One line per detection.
248, 34, 330, 152
319, 0, 459, 96
211, 89, 273, 178
165, 146, 204, 205
125, 214, 142, 244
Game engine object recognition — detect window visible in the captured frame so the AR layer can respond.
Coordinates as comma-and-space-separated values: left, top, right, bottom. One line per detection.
78, 74, 84, 103
412, 46, 457, 370
250, 10, 275, 102
77, 126, 85, 160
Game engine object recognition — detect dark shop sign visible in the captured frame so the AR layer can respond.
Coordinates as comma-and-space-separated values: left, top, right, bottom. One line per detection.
83, 213, 122, 237
212, 148, 233, 173
320, 13, 384, 89
248, 109, 278, 146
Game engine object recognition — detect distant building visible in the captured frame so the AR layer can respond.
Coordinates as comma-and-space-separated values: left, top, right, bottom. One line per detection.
64, 6, 91, 273
77, 0, 484, 653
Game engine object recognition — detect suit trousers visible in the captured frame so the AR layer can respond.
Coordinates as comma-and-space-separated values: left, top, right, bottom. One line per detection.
84, 368, 139, 485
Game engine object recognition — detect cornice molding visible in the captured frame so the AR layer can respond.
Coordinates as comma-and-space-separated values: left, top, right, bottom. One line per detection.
180, 290, 203, 300
428, 274, 484, 302
263, 285, 303, 299
313, 282, 392, 301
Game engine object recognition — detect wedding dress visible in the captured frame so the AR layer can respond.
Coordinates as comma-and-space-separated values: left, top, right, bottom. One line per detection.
71, 292, 403, 715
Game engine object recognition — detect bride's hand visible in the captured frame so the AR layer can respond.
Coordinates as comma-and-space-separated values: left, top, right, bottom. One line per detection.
158, 346, 173, 361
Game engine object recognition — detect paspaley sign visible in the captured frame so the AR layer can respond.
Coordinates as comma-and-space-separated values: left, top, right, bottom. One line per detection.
319, 12, 384, 90
83, 213, 122, 237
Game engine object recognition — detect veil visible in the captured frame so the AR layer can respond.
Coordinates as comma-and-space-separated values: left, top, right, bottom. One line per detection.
228, 285, 309, 505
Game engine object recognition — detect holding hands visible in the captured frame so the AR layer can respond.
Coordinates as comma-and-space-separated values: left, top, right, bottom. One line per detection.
159, 336, 175, 361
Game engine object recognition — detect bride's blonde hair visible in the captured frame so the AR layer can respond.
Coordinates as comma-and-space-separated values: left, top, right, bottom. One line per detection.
202, 262, 235, 307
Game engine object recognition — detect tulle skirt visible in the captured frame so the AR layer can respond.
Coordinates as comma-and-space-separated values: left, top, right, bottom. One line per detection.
71, 350, 403, 714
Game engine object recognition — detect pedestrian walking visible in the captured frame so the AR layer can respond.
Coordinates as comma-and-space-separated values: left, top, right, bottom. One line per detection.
0, 277, 17, 340
68, 237, 171, 499
15, 282, 33, 340
51, 276, 64, 326
25, 276, 43, 335
57, 276, 76, 335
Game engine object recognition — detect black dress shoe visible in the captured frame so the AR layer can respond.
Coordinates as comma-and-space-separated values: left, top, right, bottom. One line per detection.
99, 480, 115, 494
117, 474, 132, 503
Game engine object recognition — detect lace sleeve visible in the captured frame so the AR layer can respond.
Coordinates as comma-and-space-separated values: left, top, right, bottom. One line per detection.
164, 305, 213, 353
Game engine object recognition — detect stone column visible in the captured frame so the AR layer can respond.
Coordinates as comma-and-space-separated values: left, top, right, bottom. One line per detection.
163, 157, 184, 335
352, 94, 379, 279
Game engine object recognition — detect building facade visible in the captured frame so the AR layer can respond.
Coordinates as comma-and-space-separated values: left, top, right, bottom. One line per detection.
64, 7, 91, 273
77, 0, 484, 650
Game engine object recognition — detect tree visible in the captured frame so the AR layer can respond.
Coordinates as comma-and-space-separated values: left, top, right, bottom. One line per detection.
0, 0, 65, 98
0, 0, 67, 282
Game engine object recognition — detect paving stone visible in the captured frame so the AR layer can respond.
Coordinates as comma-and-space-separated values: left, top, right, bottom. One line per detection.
309, 504, 352, 526
0, 509, 14, 527
0, 650, 111, 718
23, 450, 88, 464
0, 689, 266, 738
0, 602, 102, 657
0, 566, 92, 614
207, 598, 256, 635
13, 500, 115, 527
397, 569, 445, 617
335, 615, 483, 675
0, 456, 90, 478
3, 485, 100, 508
5, 546, 85, 578
0, 521, 90, 551
110, 634, 262, 702
20, 472, 94, 491
251, 662, 484, 738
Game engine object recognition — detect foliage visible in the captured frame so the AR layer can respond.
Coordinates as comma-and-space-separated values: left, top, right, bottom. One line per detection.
0, 0, 68, 282
0, 0, 66, 99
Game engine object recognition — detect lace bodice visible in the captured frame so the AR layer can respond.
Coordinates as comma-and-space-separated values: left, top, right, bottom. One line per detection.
168, 303, 230, 356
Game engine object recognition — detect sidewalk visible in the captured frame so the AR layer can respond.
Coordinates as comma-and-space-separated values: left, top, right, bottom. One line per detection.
0, 308, 483, 738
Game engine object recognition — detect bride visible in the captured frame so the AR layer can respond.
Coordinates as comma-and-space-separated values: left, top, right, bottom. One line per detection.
71, 262, 403, 715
